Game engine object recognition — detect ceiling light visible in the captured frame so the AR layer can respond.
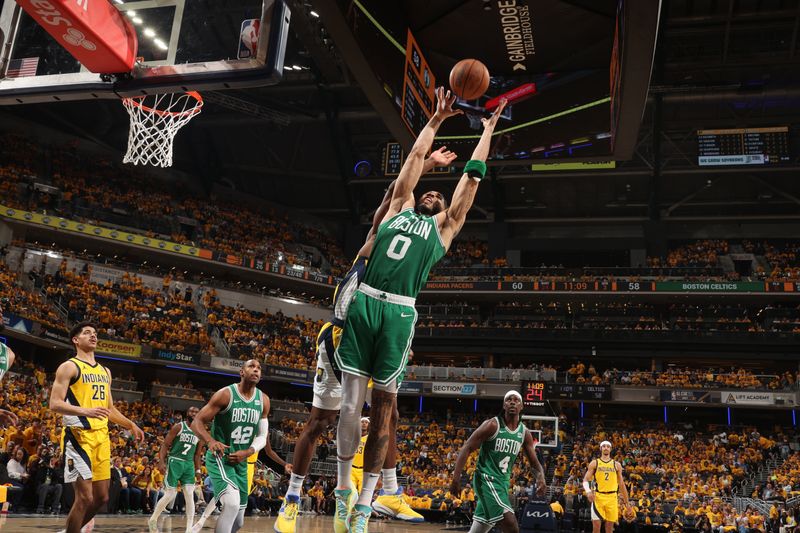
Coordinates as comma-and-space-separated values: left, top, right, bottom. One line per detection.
126, 10, 136, 16
144, 28, 155, 37
292, 65, 302, 70
132, 17, 143, 24
283, 66, 292, 71
153, 38, 168, 50
309, 10, 319, 17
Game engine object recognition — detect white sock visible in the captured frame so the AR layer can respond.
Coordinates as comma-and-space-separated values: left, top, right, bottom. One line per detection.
468, 520, 494, 533
231, 508, 246, 533
214, 491, 240, 533
337, 459, 354, 490
183, 485, 195, 533
286, 473, 305, 498
193, 495, 217, 531
381, 468, 398, 494
150, 487, 177, 522
356, 472, 380, 507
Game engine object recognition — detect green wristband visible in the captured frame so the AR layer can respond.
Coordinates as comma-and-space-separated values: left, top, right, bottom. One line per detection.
464, 159, 487, 180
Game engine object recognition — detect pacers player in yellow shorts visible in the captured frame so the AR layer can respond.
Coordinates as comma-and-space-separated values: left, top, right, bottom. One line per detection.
583, 440, 632, 533
49, 322, 144, 533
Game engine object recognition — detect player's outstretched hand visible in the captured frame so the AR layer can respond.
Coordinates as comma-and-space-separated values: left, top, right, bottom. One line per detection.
83, 407, 111, 419
430, 146, 457, 167
449, 479, 461, 498
482, 99, 507, 130
130, 422, 145, 442
0, 409, 18, 426
535, 475, 547, 496
207, 439, 229, 456
227, 449, 251, 465
434, 87, 463, 120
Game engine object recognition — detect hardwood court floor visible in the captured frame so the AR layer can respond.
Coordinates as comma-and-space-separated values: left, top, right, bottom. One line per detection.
0, 513, 467, 532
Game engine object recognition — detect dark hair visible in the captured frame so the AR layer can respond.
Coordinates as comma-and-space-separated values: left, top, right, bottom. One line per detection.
69, 321, 97, 344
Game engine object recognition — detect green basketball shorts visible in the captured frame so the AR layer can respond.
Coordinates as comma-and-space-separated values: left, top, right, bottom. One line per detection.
205, 451, 248, 509
333, 285, 417, 391
473, 472, 514, 525
164, 457, 196, 489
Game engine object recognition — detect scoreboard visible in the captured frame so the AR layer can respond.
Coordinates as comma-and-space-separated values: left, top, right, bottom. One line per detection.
522, 381, 612, 408
698, 127, 789, 166
400, 30, 435, 137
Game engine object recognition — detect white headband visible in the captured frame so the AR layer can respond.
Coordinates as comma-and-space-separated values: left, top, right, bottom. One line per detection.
360, 417, 370, 423
505, 390, 523, 401
600, 440, 612, 448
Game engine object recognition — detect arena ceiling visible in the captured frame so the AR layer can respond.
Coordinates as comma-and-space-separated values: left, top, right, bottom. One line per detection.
3, 0, 800, 228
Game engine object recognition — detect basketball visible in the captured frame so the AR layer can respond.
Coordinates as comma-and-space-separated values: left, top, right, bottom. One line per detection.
449, 59, 490, 100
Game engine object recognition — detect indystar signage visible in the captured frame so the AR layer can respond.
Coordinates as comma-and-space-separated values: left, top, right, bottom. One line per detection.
723, 391, 774, 405
431, 382, 477, 396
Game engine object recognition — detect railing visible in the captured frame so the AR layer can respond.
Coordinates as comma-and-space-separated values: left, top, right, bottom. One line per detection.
405, 365, 556, 383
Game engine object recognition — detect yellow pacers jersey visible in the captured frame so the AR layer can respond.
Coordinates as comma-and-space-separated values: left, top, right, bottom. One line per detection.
594, 458, 619, 493
353, 435, 368, 469
64, 358, 110, 430
247, 453, 258, 493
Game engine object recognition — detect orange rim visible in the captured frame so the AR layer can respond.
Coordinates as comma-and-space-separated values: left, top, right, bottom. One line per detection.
123, 91, 203, 118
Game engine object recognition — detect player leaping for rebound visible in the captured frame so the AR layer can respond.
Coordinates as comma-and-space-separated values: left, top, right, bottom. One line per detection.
450, 391, 546, 533
333, 87, 507, 533
272, 148, 456, 533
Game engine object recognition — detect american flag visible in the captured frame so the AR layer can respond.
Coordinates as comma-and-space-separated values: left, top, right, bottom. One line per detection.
6, 57, 39, 78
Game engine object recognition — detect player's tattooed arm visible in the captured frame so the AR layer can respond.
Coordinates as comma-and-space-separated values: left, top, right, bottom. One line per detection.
523, 429, 547, 496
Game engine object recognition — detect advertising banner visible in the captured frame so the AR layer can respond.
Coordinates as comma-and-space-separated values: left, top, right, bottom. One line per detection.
265, 365, 309, 382
154, 349, 201, 366
431, 382, 477, 396
660, 390, 713, 403
722, 391, 774, 405
96, 339, 141, 357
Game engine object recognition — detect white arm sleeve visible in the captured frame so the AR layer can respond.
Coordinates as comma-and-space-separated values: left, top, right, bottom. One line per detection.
583, 481, 592, 493
250, 418, 269, 453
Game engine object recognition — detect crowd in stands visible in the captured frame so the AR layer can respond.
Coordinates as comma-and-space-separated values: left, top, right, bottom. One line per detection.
0, 133, 349, 276
0, 256, 63, 333
560, 423, 798, 530
203, 290, 321, 368
42, 261, 215, 354
564, 362, 799, 391
648, 240, 730, 269
415, 300, 800, 335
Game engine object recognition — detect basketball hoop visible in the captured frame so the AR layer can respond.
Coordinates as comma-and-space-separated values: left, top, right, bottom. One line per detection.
122, 91, 203, 167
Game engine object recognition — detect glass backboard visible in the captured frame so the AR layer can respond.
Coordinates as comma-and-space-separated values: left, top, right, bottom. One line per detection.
0, 0, 290, 104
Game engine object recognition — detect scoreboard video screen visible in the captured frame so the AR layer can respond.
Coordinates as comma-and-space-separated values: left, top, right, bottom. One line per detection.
522, 381, 612, 408
697, 127, 789, 166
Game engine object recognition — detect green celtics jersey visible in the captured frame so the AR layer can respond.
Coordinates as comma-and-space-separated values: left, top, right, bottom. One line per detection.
363, 208, 446, 297
168, 421, 199, 462
0, 343, 8, 382
210, 384, 263, 452
475, 417, 526, 482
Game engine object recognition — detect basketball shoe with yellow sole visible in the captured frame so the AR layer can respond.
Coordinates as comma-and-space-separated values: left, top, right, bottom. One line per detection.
372, 488, 424, 522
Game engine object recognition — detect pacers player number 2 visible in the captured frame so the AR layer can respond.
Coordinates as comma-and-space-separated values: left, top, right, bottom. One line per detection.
387, 235, 412, 260
231, 426, 253, 444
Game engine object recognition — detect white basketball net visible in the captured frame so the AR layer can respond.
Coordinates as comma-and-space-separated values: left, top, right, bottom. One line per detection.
122, 92, 203, 168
